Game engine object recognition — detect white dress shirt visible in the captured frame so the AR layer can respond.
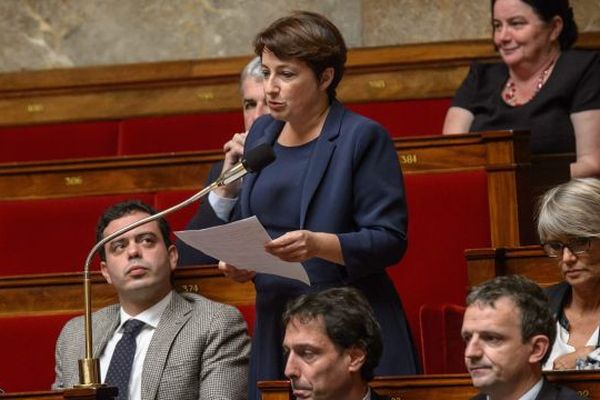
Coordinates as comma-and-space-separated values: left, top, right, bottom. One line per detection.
208, 191, 237, 221
519, 378, 544, 400
543, 321, 599, 370
100, 291, 172, 400
482, 378, 543, 400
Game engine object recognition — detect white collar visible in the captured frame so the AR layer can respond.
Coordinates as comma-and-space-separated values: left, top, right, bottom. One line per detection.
485, 377, 544, 400
117, 291, 172, 330
519, 378, 544, 400
362, 387, 371, 400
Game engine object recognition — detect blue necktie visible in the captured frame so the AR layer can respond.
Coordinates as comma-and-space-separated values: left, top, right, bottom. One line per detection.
105, 319, 146, 400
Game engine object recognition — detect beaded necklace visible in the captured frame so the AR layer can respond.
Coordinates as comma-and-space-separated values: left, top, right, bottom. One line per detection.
503, 57, 556, 107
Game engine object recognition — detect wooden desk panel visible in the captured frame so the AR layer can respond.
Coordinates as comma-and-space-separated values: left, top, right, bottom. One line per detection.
259, 372, 600, 400
0, 387, 117, 400
0, 32, 597, 127
0, 151, 221, 200
0, 392, 63, 400
0, 266, 255, 317
0, 130, 536, 248
466, 246, 561, 288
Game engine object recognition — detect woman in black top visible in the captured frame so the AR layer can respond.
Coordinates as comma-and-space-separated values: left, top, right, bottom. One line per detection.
443, 0, 600, 177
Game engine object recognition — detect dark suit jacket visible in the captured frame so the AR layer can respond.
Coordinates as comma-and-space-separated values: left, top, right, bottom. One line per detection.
52, 291, 250, 400
180, 100, 408, 282
241, 100, 407, 282
371, 389, 392, 400
469, 379, 585, 400
178, 100, 419, 379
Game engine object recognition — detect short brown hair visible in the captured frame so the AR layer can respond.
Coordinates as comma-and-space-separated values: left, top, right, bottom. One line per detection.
254, 11, 347, 102
283, 287, 383, 381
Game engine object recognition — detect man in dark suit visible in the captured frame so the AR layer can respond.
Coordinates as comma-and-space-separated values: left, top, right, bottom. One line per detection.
281, 287, 390, 400
462, 275, 584, 400
53, 200, 250, 400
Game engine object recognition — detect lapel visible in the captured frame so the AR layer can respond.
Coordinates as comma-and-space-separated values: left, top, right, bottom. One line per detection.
299, 101, 343, 227
241, 102, 344, 227
141, 292, 193, 400
92, 305, 120, 358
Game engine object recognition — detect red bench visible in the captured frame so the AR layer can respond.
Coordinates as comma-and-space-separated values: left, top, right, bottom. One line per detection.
389, 171, 491, 362
117, 112, 244, 156
0, 193, 155, 276
0, 99, 452, 165
347, 98, 451, 137
0, 312, 79, 392
0, 121, 119, 164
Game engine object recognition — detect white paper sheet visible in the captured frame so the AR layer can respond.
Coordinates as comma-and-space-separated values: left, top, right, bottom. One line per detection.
175, 216, 310, 285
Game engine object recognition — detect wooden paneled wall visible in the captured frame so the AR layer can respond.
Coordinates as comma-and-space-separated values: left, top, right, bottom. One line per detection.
259, 372, 600, 400
0, 33, 597, 127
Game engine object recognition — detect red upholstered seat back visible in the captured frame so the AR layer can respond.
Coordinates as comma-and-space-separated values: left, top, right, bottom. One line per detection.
117, 112, 244, 155
0, 312, 79, 392
346, 98, 451, 137
443, 303, 467, 373
154, 190, 199, 243
236, 304, 255, 336
0, 121, 119, 163
388, 170, 491, 361
0, 193, 155, 276
0, 99, 451, 165
418, 304, 446, 374
418, 303, 467, 374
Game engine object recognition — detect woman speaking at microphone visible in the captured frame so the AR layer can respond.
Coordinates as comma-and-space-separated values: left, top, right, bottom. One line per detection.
181, 11, 419, 399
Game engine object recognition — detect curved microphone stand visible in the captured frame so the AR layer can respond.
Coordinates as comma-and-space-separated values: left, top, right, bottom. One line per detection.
77, 143, 275, 387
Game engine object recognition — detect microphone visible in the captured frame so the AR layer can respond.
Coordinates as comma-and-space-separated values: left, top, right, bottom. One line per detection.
215, 142, 276, 186
77, 143, 275, 387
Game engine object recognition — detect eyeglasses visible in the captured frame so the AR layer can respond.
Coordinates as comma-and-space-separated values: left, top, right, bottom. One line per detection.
542, 237, 594, 258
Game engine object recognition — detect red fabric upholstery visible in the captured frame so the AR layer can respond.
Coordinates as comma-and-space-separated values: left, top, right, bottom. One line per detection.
0, 193, 155, 276
0, 121, 119, 163
443, 303, 467, 373
153, 190, 199, 239
236, 304, 256, 336
346, 98, 452, 137
418, 303, 467, 374
418, 304, 445, 374
118, 112, 244, 155
388, 170, 492, 360
0, 312, 79, 392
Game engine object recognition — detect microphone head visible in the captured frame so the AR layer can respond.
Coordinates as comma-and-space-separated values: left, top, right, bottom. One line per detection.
243, 143, 276, 172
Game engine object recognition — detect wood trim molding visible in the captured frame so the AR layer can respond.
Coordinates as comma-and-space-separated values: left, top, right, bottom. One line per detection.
465, 245, 561, 288
258, 371, 600, 400
0, 131, 529, 200
0, 266, 255, 317
0, 33, 597, 126
0, 131, 543, 249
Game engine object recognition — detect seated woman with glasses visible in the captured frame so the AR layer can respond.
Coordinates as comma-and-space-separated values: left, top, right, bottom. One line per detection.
537, 177, 600, 370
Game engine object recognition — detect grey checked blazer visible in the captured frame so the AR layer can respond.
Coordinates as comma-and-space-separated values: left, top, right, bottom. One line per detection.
52, 291, 250, 400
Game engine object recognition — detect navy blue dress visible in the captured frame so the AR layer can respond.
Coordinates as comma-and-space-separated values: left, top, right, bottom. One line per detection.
249, 140, 319, 395
178, 101, 420, 400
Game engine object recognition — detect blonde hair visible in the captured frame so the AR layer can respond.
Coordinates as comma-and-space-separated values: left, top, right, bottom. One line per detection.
537, 178, 600, 242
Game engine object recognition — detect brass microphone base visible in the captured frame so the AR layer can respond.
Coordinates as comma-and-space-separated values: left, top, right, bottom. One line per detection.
76, 357, 103, 388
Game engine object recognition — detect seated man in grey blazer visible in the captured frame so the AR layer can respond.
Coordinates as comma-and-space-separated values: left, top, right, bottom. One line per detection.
282, 287, 390, 400
52, 200, 250, 400
462, 275, 583, 400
